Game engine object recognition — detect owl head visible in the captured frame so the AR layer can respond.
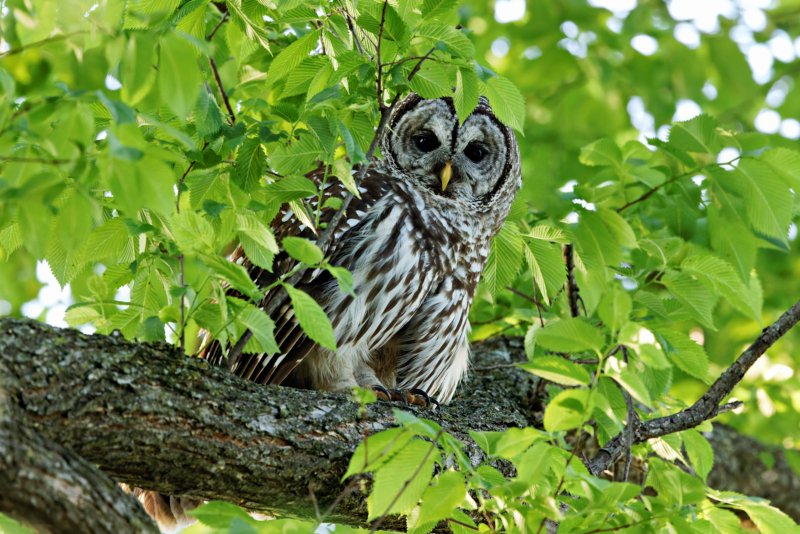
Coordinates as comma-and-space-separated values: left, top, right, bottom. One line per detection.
381, 93, 522, 222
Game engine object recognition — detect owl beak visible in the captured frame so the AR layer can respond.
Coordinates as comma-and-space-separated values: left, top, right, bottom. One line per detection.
440, 161, 453, 191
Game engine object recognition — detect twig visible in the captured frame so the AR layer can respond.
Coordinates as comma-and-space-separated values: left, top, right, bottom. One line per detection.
206, 12, 228, 41
505, 286, 548, 327
588, 296, 800, 475
345, 13, 366, 55
209, 56, 235, 125
621, 346, 635, 482
407, 48, 436, 81
448, 519, 480, 531
369, 429, 444, 534
375, 0, 389, 110
0, 31, 84, 58
176, 140, 210, 352
562, 244, 580, 318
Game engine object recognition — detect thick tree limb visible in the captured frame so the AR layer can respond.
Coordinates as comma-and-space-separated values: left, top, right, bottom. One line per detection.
587, 297, 800, 477
0, 318, 533, 530
0, 412, 159, 533
1, 316, 800, 529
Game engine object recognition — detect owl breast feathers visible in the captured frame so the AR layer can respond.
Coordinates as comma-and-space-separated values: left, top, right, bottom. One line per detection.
203, 93, 521, 404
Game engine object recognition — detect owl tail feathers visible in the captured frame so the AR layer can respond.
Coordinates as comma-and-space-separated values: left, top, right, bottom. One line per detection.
120, 485, 201, 533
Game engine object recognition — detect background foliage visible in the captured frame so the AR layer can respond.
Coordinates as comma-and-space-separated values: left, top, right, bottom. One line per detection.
2, 0, 800, 533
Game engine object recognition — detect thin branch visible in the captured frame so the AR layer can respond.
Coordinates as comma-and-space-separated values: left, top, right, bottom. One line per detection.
345, 13, 366, 55
448, 519, 480, 531
562, 244, 581, 318
621, 346, 635, 482
209, 56, 235, 125
588, 296, 800, 476
407, 48, 436, 81
375, 0, 389, 110
0, 31, 84, 58
176, 141, 210, 352
207, 12, 228, 41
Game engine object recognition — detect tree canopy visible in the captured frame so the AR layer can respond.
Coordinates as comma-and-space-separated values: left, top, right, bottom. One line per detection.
2, 0, 800, 534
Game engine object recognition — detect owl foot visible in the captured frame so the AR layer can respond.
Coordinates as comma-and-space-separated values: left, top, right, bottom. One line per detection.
372, 386, 440, 411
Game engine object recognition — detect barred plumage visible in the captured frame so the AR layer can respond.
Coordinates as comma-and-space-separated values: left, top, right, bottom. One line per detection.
204, 93, 521, 404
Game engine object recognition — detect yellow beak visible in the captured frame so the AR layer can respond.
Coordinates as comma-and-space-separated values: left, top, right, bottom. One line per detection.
440, 161, 453, 191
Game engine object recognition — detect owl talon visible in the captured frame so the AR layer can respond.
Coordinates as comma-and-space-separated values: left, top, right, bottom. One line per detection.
409, 388, 441, 411
390, 389, 409, 404
372, 385, 391, 401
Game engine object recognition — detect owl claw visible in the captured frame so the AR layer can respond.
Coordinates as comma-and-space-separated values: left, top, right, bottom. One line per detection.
390, 389, 409, 404
409, 388, 441, 412
372, 385, 392, 401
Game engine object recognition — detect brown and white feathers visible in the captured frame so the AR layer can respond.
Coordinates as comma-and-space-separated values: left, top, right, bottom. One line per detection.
203, 93, 521, 404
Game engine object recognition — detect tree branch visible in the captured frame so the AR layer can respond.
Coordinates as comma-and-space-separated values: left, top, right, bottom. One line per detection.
3, 316, 800, 529
587, 297, 800, 476
0, 414, 159, 534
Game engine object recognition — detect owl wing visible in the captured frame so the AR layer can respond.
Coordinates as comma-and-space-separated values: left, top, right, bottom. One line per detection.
201, 164, 388, 385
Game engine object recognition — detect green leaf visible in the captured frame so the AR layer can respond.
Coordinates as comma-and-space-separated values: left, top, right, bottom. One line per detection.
524, 324, 540, 360
263, 176, 318, 203
267, 28, 323, 82
326, 266, 356, 297
200, 253, 259, 298
226, 0, 272, 51
188, 501, 258, 530
417, 25, 475, 59
667, 114, 722, 154
596, 208, 637, 249
419, 0, 458, 21
683, 429, 714, 482
234, 136, 265, 192
237, 303, 279, 353
158, 31, 201, 121
483, 221, 523, 299
536, 317, 605, 353
84, 218, 129, 261
175, 0, 208, 39
368, 440, 437, 519
598, 285, 632, 333
609, 368, 653, 409
518, 355, 591, 386
120, 32, 158, 106
735, 159, 793, 246
237, 212, 279, 270
760, 147, 800, 191
282, 236, 323, 264
64, 306, 101, 327
454, 65, 479, 125
416, 471, 467, 526
523, 238, 564, 305
681, 253, 761, 322
480, 76, 525, 133
574, 210, 623, 271
173, 210, 215, 251
409, 62, 452, 99
661, 270, 716, 330
343, 427, 410, 480
270, 135, 324, 175
194, 89, 224, 139
544, 388, 591, 433
579, 139, 622, 167
657, 329, 711, 384
284, 284, 336, 351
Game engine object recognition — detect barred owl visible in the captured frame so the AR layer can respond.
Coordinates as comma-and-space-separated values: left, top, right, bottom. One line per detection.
204, 93, 521, 404
137, 93, 520, 532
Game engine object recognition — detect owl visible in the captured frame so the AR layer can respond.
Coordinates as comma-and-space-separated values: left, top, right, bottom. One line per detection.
203, 93, 522, 406
136, 93, 521, 533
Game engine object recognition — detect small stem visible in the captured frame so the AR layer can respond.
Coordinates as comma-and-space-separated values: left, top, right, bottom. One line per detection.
209, 56, 235, 125
375, 0, 389, 109
0, 31, 84, 58
207, 12, 228, 41
621, 346, 635, 482
0, 156, 72, 165
562, 244, 580, 318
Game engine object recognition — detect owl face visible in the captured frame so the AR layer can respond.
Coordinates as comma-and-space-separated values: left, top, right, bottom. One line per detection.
383, 95, 519, 208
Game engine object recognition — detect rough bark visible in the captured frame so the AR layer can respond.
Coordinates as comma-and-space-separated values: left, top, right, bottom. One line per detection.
0, 410, 159, 533
1, 317, 799, 531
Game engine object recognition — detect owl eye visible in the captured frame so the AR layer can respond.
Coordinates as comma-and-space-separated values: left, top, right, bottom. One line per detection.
412, 131, 441, 153
464, 143, 487, 163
